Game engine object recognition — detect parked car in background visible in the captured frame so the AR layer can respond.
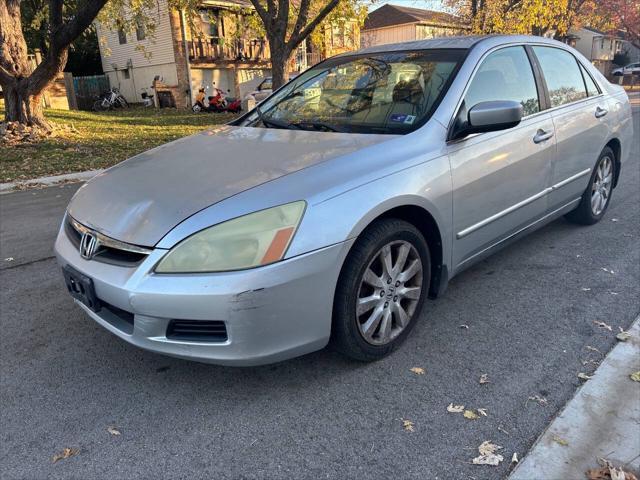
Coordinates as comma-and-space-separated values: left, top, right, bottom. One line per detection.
56, 35, 633, 366
248, 77, 273, 102
612, 62, 640, 76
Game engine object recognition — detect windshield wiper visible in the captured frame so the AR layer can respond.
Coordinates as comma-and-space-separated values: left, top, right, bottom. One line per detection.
292, 121, 343, 132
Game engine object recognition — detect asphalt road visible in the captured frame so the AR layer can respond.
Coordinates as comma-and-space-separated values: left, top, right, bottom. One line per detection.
1, 107, 638, 480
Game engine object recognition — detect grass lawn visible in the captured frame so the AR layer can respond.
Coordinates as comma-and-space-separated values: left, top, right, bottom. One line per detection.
0, 105, 237, 183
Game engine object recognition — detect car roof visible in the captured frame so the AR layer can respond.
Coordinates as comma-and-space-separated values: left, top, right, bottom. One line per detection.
335, 34, 568, 57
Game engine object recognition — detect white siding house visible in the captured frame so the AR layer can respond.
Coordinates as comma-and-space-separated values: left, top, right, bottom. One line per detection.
361, 4, 467, 48
96, 0, 181, 104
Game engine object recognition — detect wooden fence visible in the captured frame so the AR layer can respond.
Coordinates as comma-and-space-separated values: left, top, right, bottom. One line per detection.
65, 74, 110, 110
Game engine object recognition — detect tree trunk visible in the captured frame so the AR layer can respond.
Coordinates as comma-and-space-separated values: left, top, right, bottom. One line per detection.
0, 0, 51, 129
269, 39, 291, 90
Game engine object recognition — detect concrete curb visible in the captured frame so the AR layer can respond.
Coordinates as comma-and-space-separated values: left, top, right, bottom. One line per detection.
0, 169, 103, 194
510, 315, 640, 479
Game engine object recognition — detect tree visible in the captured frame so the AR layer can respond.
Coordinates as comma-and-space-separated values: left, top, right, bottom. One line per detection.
247, 0, 343, 89
447, 0, 610, 38
0, 0, 108, 129
599, 0, 639, 43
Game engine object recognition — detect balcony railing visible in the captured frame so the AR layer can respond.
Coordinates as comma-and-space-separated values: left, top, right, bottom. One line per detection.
187, 37, 270, 64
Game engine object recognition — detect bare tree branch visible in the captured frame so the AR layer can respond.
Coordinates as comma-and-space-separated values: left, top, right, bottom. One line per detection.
287, 0, 339, 49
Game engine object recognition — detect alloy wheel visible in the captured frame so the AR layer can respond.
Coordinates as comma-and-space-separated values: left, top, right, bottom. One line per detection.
356, 240, 423, 345
591, 155, 613, 216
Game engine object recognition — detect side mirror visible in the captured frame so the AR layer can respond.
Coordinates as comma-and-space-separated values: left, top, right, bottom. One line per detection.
451, 100, 523, 140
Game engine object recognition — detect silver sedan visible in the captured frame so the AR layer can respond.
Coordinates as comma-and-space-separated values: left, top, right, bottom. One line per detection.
55, 35, 634, 365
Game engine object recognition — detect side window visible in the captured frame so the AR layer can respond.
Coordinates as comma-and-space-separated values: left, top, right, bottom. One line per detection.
532, 46, 587, 107
580, 64, 600, 96
464, 46, 540, 117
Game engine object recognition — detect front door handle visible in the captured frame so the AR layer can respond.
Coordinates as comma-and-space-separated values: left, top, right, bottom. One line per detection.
595, 106, 608, 118
533, 129, 554, 144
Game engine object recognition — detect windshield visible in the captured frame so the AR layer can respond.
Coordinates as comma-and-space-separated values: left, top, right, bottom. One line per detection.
239, 49, 465, 134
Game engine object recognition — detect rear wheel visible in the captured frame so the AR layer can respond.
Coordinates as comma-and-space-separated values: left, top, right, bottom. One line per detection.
565, 147, 615, 225
332, 218, 430, 361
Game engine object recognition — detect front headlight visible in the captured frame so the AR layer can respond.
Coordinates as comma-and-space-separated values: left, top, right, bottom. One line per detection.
155, 201, 306, 273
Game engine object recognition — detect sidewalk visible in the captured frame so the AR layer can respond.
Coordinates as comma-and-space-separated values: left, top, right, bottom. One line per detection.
510, 316, 640, 480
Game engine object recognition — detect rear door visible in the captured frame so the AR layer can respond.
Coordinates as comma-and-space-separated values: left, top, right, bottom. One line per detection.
448, 45, 555, 269
530, 46, 611, 210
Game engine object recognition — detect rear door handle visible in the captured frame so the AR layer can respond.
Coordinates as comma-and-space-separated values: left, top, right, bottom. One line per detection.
533, 129, 554, 144
595, 106, 608, 118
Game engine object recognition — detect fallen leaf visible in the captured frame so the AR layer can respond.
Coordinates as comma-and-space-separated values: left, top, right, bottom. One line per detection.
409, 367, 425, 375
463, 409, 479, 420
601, 267, 615, 275
630, 371, 640, 382
447, 403, 465, 413
552, 435, 568, 446
616, 331, 631, 341
472, 441, 503, 466
107, 426, 121, 436
52, 447, 79, 463
611, 218, 619, 222
610, 467, 627, 480
477, 408, 488, 417
4, 257, 14, 262
511, 452, 519, 464
581, 287, 592, 291
479, 374, 489, 384
594, 321, 613, 331
527, 395, 548, 406
578, 372, 593, 380
586, 345, 602, 354
459, 324, 469, 329
609, 291, 619, 295
401, 419, 414, 432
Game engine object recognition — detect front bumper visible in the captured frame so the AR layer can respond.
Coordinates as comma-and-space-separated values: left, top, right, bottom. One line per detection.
54, 223, 353, 366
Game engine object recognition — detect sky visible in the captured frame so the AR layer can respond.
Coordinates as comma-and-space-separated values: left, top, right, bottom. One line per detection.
368, 0, 447, 11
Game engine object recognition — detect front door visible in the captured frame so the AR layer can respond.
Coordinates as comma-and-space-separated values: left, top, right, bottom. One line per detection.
448, 45, 555, 269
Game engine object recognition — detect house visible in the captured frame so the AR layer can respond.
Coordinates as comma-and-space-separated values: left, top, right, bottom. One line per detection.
96, 0, 360, 107
565, 27, 640, 75
361, 4, 467, 48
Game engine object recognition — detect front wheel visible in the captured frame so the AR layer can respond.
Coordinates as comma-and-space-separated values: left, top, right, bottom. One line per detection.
332, 218, 430, 361
565, 146, 615, 225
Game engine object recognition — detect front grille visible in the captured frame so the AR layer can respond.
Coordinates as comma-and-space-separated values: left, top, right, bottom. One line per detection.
166, 320, 228, 342
65, 216, 149, 267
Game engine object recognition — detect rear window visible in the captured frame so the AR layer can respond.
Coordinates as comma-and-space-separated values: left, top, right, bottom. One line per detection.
532, 46, 587, 108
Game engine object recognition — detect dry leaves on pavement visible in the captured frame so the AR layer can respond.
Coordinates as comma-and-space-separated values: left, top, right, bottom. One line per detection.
630, 371, 640, 382
578, 372, 593, 380
552, 435, 569, 446
463, 410, 479, 420
409, 367, 425, 375
477, 408, 488, 417
511, 452, 519, 464
401, 419, 415, 432
527, 395, 548, 406
479, 374, 489, 384
616, 331, 631, 341
586, 458, 639, 480
594, 321, 613, 331
447, 403, 465, 413
472, 441, 503, 466
52, 448, 79, 463
107, 426, 121, 436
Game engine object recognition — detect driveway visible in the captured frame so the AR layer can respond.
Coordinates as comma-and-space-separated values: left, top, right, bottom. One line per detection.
1, 106, 638, 480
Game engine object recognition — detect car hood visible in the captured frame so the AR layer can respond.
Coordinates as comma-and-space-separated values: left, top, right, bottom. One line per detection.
68, 125, 391, 247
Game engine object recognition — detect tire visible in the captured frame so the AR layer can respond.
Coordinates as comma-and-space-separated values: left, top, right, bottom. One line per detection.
332, 218, 431, 362
92, 100, 105, 112
565, 146, 616, 225
116, 96, 129, 108
192, 104, 202, 113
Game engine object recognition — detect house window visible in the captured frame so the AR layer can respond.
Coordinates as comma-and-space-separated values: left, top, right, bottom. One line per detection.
123, 68, 131, 80
118, 28, 127, 44
136, 20, 145, 41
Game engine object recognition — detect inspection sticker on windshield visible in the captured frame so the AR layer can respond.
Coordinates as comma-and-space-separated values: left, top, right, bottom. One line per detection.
390, 114, 416, 124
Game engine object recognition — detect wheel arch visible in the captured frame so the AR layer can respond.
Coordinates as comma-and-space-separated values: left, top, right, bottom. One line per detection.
342, 200, 448, 299
604, 137, 622, 188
